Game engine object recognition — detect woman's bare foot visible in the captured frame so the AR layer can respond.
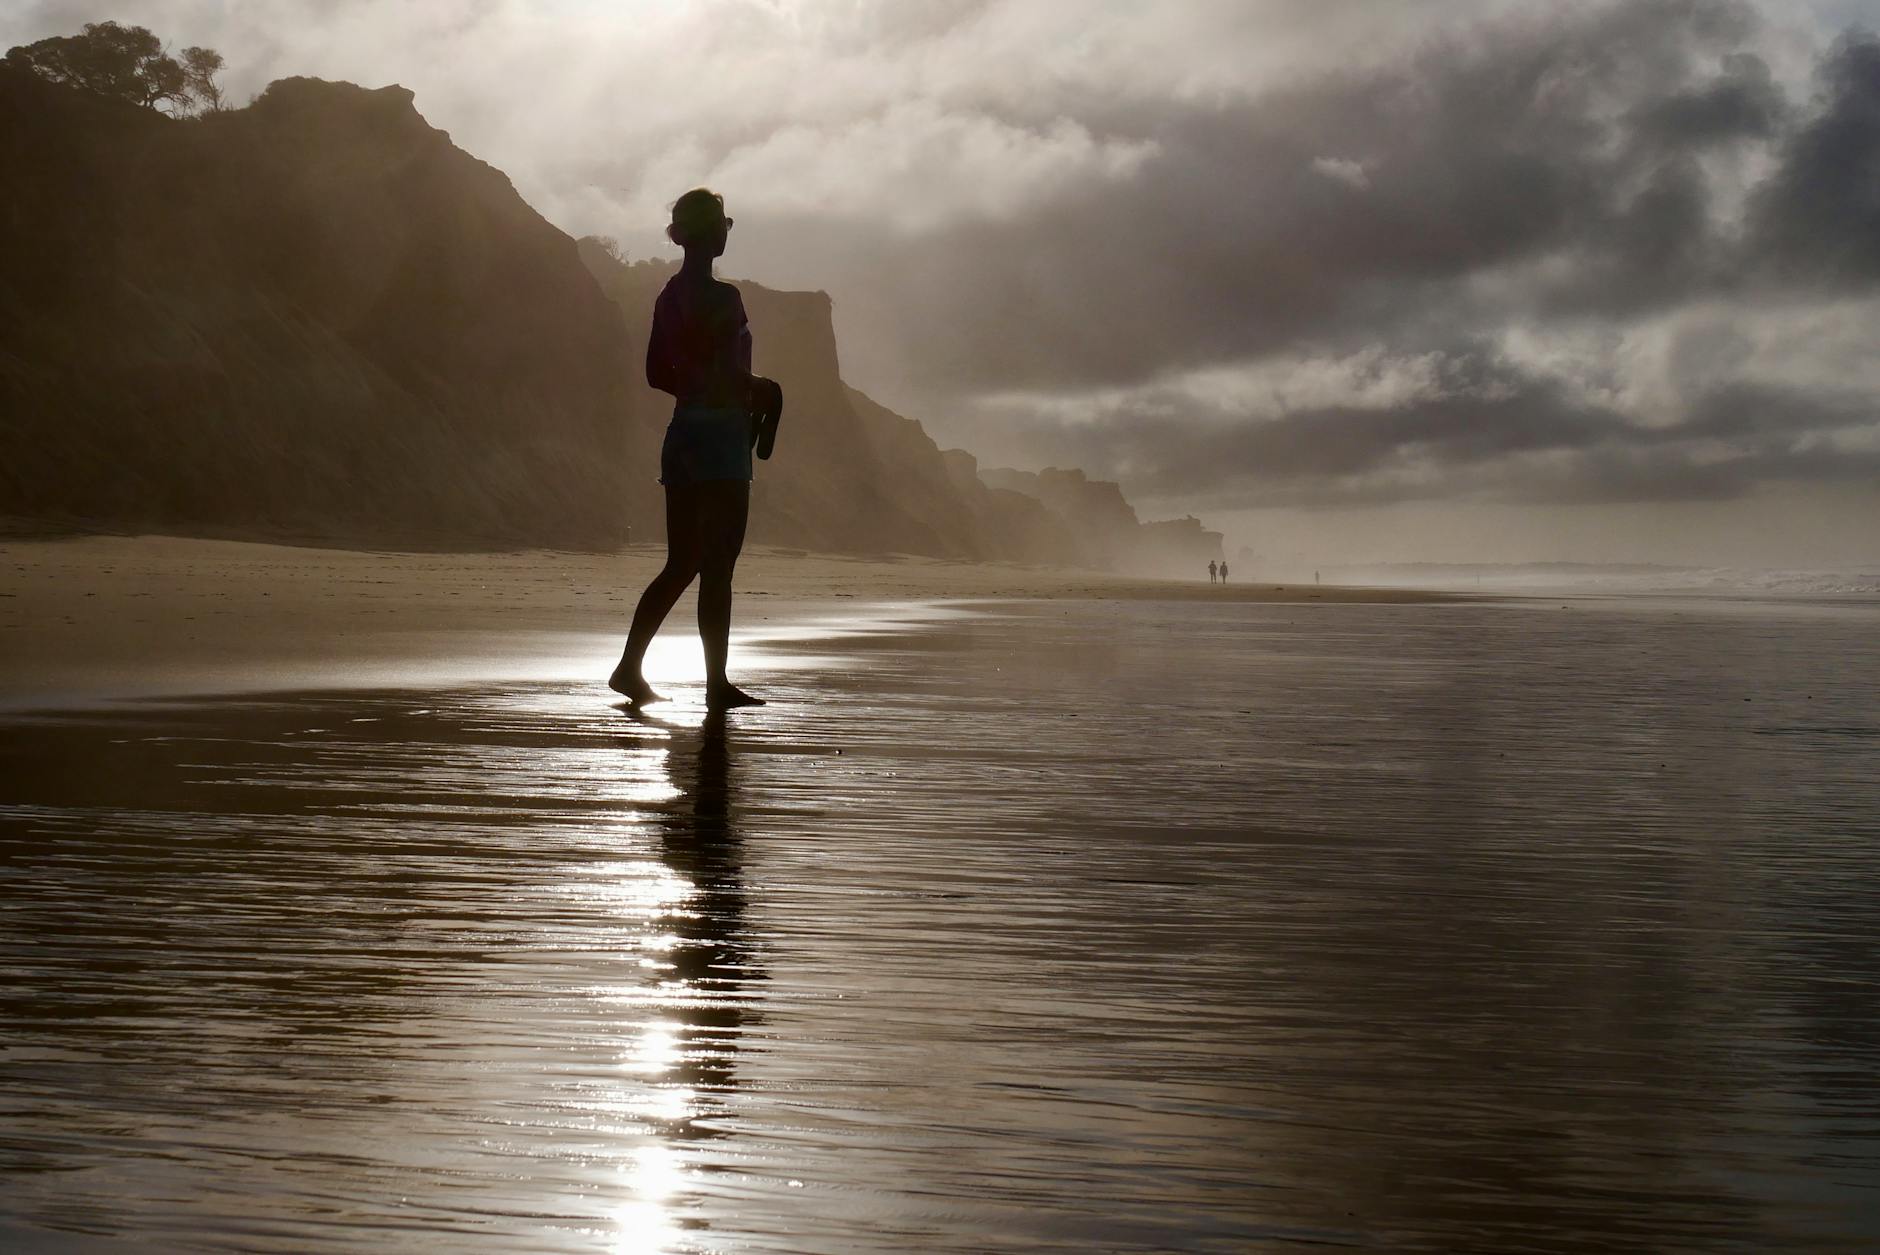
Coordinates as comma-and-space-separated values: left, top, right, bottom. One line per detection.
608, 666, 663, 707
706, 681, 765, 710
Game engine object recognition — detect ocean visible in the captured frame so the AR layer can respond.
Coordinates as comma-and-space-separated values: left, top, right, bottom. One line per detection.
2, 593, 1877, 1252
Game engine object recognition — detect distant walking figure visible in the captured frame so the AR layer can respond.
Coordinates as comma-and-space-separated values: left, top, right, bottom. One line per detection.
1219, 560, 1229, 585
610, 189, 782, 710
1208, 560, 1218, 584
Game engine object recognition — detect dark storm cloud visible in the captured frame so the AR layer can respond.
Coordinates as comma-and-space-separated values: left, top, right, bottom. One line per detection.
829, 0, 1780, 396
1013, 375, 1624, 500
987, 365, 1879, 510
1678, 381, 1880, 442
1630, 51, 1787, 145
809, 3, 1880, 513
1750, 32, 1880, 284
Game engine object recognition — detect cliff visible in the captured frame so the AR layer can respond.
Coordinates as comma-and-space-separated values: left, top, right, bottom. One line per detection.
574, 242, 1078, 560
1, 67, 1222, 566
981, 466, 1224, 575
0, 69, 632, 547
1135, 516, 1228, 576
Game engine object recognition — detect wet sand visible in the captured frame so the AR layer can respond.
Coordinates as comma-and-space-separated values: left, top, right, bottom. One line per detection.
0, 535, 1448, 705
3, 544, 1877, 1252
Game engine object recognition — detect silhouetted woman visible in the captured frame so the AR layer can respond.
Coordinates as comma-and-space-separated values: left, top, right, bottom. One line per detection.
611, 189, 780, 709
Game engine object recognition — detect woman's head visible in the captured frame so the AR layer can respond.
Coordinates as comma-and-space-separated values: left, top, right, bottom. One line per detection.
668, 187, 731, 254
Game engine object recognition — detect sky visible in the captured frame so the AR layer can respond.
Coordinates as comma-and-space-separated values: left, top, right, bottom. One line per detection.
7, 0, 1880, 569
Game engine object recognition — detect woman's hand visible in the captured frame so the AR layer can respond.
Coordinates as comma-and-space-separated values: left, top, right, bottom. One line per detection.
745, 375, 780, 412
749, 377, 785, 459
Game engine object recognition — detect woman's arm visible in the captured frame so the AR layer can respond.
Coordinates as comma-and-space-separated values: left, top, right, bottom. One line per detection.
645, 289, 681, 396
727, 286, 762, 405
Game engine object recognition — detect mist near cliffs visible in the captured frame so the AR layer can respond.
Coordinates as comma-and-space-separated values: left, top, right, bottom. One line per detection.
5, 0, 1875, 569
0, 65, 1218, 573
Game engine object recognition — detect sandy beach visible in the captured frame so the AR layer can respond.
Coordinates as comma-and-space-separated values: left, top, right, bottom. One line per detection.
0, 534, 1452, 705
2, 576, 1875, 1252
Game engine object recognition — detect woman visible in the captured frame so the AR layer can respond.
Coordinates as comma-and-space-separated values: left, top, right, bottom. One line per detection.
610, 188, 780, 710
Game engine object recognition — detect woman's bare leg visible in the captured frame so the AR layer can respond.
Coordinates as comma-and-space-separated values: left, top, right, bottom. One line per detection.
611, 486, 703, 704
696, 480, 762, 708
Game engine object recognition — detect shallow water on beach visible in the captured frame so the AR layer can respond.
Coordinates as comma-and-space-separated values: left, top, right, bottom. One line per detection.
2, 595, 1878, 1252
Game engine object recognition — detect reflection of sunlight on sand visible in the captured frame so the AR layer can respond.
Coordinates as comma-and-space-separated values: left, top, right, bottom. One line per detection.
639, 635, 708, 688
551, 605, 980, 1251
563, 863, 691, 923
609, 1145, 688, 1254
31, 599, 980, 705
627, 1022, 681, 1076
37, 659, 815, 1248
638, 1084, 697, 1124
561, 724, 733, 1255
740, 600, 987, 649
634, 601, 976, 690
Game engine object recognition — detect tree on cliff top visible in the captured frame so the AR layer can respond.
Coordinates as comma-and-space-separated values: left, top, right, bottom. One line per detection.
5, 22, 223, 115
179, 46, 225, 112
586, 235, 629, 265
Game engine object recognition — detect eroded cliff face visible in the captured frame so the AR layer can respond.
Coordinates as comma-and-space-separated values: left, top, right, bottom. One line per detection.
576, 243, 1078, 560
2, 69, 1223, 566
1, 70, 634, 547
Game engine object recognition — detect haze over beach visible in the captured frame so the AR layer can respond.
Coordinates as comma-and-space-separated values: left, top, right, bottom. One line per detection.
5, 0, 1880, 573
2, 2, 1879, 1252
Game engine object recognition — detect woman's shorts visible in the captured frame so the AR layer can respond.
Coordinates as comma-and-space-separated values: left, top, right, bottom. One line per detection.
660, 404, 753, 487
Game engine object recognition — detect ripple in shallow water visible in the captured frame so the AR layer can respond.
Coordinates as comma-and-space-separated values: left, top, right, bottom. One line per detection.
2, 597, 1878, 1252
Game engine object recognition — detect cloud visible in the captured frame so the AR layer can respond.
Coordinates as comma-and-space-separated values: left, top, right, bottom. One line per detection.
957, 350, 1880, 511
698, 103, 1156, 233
4, 0, 1879, 538
1311, 157, 1371, 190
786, 2, 1880, 522
818, 0, 1800, 393
1629, 50, 1787, 146
1749, 31, 1880, 285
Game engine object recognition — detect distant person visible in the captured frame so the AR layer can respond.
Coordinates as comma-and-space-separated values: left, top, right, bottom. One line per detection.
1219, 560, 1229, 584
1208, 560, 1218, 584
611, 188, 782, 710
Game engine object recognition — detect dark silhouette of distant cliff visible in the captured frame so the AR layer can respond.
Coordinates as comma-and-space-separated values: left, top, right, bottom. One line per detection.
1, 67, 1224, 569
980, 466, 1224, 574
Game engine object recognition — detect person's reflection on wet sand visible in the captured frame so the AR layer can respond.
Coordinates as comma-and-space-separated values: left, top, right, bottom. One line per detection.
628, 708, 765, 1134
